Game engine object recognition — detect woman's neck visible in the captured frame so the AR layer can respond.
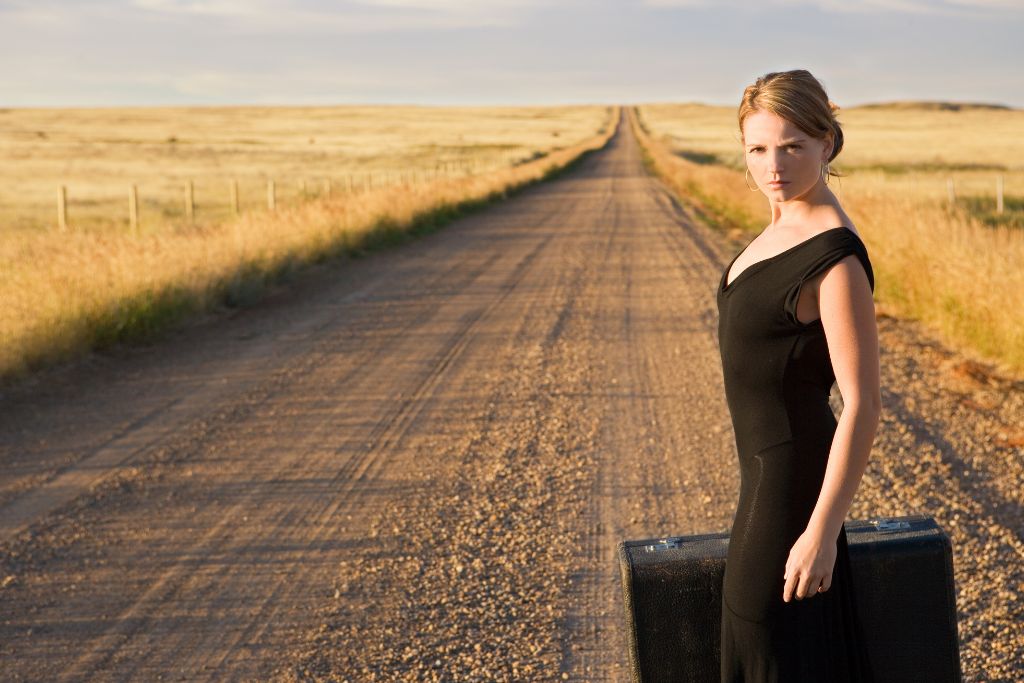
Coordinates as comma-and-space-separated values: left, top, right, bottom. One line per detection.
768, 181, 838, 227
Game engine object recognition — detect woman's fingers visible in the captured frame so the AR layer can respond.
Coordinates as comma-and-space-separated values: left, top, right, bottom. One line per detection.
795, 572, 816, 599
784, 570, 832, 601
783, 569, 811, 601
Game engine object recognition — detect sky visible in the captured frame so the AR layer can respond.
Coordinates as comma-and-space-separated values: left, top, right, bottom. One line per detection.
1, 0, 1021, 109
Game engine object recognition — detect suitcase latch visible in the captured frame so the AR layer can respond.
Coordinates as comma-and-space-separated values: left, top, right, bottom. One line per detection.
869, 518, 911, 533
643, 538, 681, 552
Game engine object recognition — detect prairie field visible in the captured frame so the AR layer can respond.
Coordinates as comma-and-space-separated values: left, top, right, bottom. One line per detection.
0, 104, 606, 234
0, 104, 614, 382
635, 102, 1024, 377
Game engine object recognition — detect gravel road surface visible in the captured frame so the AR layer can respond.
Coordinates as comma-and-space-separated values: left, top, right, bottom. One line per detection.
1, 108, 1020, 682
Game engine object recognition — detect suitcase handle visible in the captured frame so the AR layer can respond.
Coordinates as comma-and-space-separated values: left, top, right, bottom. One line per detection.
868, 518, 912, 533
642, 538, 681, 552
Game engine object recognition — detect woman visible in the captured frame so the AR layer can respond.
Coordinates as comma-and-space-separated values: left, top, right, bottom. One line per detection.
716, 69, 880, 682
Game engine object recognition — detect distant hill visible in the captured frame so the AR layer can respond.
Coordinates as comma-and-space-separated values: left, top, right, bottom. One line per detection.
853, 100, 1016, 112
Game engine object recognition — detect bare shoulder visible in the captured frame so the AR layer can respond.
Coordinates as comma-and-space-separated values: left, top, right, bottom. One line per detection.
805, 205, 858, 239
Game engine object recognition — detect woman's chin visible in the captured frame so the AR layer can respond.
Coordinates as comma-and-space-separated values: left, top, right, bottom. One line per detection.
766, 182, 811, 200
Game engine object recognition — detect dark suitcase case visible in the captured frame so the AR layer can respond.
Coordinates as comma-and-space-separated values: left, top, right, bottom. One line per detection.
617, 514, 962, 682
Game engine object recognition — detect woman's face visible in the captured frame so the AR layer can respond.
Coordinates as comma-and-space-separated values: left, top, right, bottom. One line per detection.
741, 109, 832, 201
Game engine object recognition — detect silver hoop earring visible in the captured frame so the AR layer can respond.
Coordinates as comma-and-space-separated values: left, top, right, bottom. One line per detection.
744, 168, 759, 192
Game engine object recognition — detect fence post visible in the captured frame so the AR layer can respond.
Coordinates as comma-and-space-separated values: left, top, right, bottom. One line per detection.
186, 180, 194, 224
996, 175, 1004, 214
268, 179, 276, 210
325, 178, 332, 198
947, 177, 956, 205
57, 185, 68, 231
231, 179, 239, 215
129, 183, 139, 234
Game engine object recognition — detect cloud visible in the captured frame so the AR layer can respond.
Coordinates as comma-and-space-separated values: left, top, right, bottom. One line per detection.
131, 0, 258, 17
641, 0, 1022, 16
126, 0, 549, 32
0, 0, 555, 34
353, 0, 546, 9
947, 0, 1024, 6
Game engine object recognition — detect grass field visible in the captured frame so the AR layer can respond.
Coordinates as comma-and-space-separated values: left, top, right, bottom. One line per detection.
0, 104, 606, 234
0, 104, 615, 383
633, 102, 1024, 378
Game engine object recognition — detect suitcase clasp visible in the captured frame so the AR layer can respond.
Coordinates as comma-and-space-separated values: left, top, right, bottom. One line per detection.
643, 538, 681, 552
869, 518, 911, 533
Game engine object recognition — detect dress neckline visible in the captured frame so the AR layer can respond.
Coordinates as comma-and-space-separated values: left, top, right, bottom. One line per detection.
720, 226, 853, 294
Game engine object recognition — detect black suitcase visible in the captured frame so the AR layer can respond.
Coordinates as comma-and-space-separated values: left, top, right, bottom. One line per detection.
617, 514, 962, 682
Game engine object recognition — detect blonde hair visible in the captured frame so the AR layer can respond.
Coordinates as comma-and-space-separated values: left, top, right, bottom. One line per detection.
738, 69, 845, 181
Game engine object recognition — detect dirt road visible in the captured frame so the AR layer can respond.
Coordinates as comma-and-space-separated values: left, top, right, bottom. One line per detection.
1, 109, 1021, 681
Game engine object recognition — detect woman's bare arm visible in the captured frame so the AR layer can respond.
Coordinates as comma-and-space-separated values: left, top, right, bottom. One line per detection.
807, 253, 882, 540
783, 253, 881, 602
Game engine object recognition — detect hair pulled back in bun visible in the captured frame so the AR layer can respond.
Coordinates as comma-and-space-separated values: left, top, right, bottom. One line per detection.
738, 69, 845, 181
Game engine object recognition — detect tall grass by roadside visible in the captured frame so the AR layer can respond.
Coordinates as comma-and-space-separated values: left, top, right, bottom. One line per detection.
0, 106, 619, 385
630, 104, 1024, 378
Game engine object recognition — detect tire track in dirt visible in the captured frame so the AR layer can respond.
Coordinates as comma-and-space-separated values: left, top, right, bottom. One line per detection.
553, 121, 741, 682
273, 171, 616, 682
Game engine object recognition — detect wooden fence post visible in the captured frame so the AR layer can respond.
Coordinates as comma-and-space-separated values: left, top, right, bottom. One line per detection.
268, 179, 276, 210
129, 183, 139, 234
997, 175, 1004, 214
186, 180, 194, 224
947, 177, 956, 205
231, 179, 239, 215
57, 185, 68, 231
325, 178, 332, 198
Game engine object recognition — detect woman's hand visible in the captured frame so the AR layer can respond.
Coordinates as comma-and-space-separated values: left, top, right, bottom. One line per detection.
782, 528, 837, 602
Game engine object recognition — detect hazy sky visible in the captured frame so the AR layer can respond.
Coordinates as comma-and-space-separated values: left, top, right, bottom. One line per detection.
1, 0, 1021, 109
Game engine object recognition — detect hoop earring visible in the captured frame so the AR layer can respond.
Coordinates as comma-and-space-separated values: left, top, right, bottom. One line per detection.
744, 168, 759, 192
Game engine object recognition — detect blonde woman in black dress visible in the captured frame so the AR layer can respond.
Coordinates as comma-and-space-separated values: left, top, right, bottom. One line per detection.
716, 69, 879, 682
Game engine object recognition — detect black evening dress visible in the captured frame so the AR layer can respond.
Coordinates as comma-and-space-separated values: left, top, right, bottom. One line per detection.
716, 226, 877, 683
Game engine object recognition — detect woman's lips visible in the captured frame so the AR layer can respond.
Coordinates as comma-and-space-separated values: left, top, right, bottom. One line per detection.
767, 180, 788, 187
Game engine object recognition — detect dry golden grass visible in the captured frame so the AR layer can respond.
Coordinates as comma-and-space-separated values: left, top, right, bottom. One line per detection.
641, 101, 1024, 173
633, 102, 1024, 378
0, 104, 605, 234
0, 104, 616, 383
